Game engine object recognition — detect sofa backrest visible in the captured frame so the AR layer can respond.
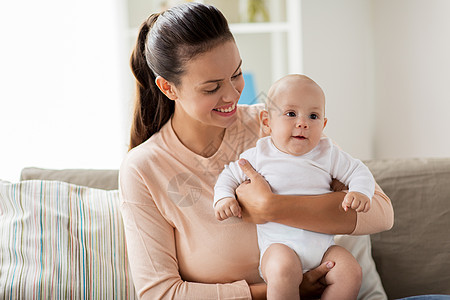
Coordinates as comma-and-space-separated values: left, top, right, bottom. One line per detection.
365, 158, 450, 298
21, 167, 119, 190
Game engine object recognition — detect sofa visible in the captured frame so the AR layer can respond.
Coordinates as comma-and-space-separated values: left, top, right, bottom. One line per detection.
1, 157, 449, 299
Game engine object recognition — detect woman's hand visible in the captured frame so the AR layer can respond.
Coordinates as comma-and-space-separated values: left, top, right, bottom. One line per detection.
300, 261, 335, 299
237, 159, 355, 233
330, 178, 347, 192
235, 159, 273, 224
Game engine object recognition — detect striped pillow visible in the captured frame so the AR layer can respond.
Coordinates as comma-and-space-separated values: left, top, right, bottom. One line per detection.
0, 180, 136, 299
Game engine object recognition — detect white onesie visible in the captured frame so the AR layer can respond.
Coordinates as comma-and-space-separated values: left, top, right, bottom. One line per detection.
213, 136, 375, 273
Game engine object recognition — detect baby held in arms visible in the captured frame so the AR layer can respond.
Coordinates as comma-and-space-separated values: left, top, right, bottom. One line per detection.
214, 74, 374, 299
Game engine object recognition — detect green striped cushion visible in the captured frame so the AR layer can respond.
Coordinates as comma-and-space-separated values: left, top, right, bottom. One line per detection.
0, 180, 136, 299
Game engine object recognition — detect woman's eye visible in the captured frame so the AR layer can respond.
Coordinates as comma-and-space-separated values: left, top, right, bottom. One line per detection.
232, 71, 242, 80
286, 112, 296, 117
205, 85, 220, 94
309, 114, 319, 120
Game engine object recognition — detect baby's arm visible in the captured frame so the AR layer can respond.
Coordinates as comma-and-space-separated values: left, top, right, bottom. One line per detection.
213, 164, 243, 221
329, 143, 375, 213
214, 149, 256, 221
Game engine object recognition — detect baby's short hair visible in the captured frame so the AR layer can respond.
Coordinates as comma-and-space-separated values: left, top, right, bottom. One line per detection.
265, 74, 323, 114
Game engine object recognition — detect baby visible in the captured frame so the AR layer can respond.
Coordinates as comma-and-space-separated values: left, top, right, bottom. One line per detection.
213, 74, 374, 299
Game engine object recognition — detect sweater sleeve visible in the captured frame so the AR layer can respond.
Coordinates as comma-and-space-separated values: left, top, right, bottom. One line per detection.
351, 182, 394, 235
119, 162, 252, 299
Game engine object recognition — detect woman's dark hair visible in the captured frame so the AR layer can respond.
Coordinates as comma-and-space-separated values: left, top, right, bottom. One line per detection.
129, 2, 234, 150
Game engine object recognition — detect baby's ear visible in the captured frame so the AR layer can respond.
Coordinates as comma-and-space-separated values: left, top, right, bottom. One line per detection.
323, 117, 328, 129
260, 110, 271, 134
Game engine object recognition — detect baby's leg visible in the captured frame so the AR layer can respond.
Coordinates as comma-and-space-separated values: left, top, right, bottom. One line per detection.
261, 243, 303, 300
321, 245, 362, 300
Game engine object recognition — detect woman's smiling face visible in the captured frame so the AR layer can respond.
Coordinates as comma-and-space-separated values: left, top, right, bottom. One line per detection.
170, 40, 245, 130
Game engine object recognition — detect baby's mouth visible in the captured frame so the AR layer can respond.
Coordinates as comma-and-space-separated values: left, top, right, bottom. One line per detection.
293, 135, 307, 140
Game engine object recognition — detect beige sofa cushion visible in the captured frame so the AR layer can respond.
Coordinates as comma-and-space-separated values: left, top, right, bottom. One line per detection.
20, 167, 119, 190
365, 158, 450, 299
335, 235, 387, 300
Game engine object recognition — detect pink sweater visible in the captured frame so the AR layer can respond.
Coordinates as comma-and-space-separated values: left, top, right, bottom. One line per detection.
119, 104, 393, 299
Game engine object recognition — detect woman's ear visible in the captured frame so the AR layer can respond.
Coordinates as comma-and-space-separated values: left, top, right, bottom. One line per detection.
260, 110, 271, 134
155, 76, 178, 100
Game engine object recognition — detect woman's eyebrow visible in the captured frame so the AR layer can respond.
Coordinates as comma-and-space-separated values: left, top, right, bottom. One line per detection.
200, 60, 242, 85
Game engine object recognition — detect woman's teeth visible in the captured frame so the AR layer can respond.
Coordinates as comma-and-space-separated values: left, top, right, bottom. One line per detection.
214, 103, 236, 113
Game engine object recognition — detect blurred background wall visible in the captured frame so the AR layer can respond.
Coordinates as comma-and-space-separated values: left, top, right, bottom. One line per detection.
302, 0, 450, 160
1, 0, 449, 182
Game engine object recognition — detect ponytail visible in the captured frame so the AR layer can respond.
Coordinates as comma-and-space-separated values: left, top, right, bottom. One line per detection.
128, 3, 233, 150
129, 14, 174, 150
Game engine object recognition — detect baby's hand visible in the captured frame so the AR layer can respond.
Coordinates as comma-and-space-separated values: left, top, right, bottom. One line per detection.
214, 197, 242, 221
342, 192, 371, 213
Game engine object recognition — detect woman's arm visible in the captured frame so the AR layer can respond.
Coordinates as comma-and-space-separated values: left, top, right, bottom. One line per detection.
249, 283, 267, 300
235, 159, 393, 235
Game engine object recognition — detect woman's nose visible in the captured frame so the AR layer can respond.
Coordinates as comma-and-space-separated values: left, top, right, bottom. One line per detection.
223, 79, 243, 103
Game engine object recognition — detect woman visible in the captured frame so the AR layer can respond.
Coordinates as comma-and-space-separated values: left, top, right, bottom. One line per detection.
119, 3, 393, 299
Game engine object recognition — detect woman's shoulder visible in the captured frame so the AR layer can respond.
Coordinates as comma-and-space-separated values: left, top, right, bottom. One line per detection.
226, 104, 265, 154
120, 130, 169, 178
235, 103, 266, 136
119, 130, 175, 199
124, 134, 162, 162
237, 103, 265, 123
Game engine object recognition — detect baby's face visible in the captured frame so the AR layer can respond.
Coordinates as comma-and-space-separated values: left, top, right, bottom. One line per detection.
266, 81, 327, 156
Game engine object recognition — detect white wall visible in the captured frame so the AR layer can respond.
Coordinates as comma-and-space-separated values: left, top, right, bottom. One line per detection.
373, 0, 450, 159
301, 0, 450, 160
301, 0, 375, 160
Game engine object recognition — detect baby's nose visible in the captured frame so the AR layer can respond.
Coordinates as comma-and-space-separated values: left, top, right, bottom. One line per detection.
296, 116, 309, 128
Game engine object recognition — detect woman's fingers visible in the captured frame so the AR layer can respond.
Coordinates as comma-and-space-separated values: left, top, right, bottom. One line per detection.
307, 261, 334, 282
300, 261, 334, 298
235, 159, 273, 223
238, 158, 259, 180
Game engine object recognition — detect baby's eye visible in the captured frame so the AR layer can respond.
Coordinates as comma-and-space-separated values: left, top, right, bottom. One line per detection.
285, 111, 296, 117
309, 113, 319, 120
